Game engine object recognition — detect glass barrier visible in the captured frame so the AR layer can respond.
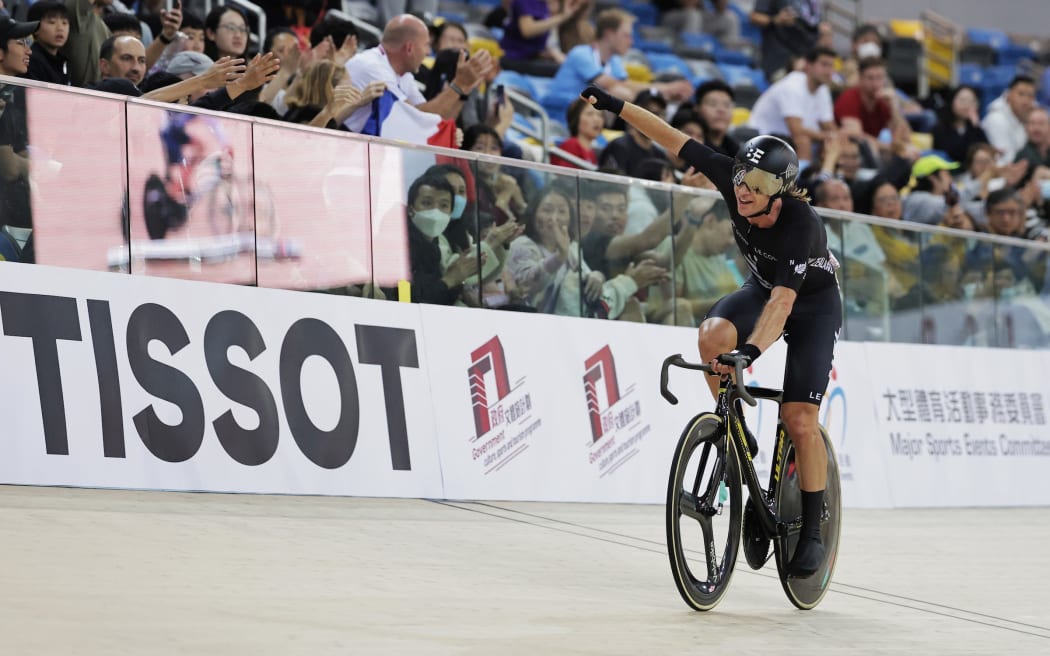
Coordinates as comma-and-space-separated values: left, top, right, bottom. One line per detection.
252, 121, 373, 294
7, 77, 1050, 350
21, 86, 127, 269
125, 101, 258, 285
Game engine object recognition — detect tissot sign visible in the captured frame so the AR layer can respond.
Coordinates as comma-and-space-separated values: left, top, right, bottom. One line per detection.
0, 264, 444, 497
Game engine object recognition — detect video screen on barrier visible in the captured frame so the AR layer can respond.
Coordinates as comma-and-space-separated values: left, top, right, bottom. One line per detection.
25, 86, 128, 269
123, 103, 258, 284
251, 123, 374, 291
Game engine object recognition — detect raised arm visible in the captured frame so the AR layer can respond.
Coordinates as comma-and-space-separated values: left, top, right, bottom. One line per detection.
582, 85, 690, 156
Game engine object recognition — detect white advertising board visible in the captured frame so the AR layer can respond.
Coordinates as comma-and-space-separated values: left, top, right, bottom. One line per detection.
0, 263, 444, 498
864, 342, 1050, 507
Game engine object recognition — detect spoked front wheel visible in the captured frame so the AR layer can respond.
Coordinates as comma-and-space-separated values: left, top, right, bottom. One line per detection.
772, 426, 842, 610
666, 413, 743, 611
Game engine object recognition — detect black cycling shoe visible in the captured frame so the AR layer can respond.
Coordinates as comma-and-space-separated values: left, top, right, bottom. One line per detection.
742, 499, 770, 570
786, 536, 826, 578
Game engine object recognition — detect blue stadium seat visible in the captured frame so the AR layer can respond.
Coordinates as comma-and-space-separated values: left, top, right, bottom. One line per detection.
679, 32, 719, 55
495, 70, 538, 98
439, 12, 468, 25
718, 64, 766, 91
714, 47, 751, 67
625, 2, 660, 27
645, 53, 693, 78
729, 3, 762, 45
634, 38, 674, 54
469, 0, 501, 6
956, 63, 985, 87
966, 28, 1009, 51
997, 43, 1036, 68
524, 74, 551, 100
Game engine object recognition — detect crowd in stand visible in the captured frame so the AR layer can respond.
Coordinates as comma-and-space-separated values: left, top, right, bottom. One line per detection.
1, 0, 1049, 343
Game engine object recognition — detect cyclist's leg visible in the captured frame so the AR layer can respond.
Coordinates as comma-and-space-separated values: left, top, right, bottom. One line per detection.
697, 279, 766, 401
780, 285, 842, 575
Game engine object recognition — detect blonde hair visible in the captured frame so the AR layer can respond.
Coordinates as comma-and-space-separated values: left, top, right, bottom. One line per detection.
285, 60, 344, 110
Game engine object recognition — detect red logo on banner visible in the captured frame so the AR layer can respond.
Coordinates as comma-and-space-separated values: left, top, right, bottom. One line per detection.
468, 336, 510, 438
583, 345, 621, 442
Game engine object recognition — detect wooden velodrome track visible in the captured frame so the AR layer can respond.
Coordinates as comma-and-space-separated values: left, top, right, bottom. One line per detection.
1, 485, 1048, 654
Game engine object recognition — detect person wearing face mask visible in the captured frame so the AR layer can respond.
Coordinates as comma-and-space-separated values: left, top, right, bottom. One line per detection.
839, 23, 883, 89
400, 174, 484, 304
424, 163, 523, 305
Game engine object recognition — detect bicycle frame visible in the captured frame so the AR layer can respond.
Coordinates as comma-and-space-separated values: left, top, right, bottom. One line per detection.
660, 354, 795, 541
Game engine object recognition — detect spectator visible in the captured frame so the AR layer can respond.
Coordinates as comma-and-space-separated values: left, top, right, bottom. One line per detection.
579, 180, 671, 290
462, 124, 527, 225
0, 15, 37, 232
656, 0, 704, 35
675, 201, 743, 320
701, 0, 742, 46
204, 5, 248, 61
431, 21, 466, 53
748, 46, 837, 161
401, 173, 482, 304
598, 90, 670, 177
839, 23, 883, 88
667, 108, 704, 171
557, 0, 595, 54
1015, 107, 1050, 171
507, 185, 641, 317
105, 1, 179, 71
932, 85, 990, 165
62, 0, 113, 87
864, 178, 924, 306
500, 0, 582, 76
693, 79, 737, 157
343, 15, 494, 138
25, 1, 70, 85
972, 188, 1049, 295
97, 34, 146, 86
902, 155, 959, 224
955, 142, 1026, 215
179, 11, 205, 53
750, 0, 823, 82
284, 60, 382, 128
550, 97, 602, 168
982, 75, 1038, 165
546, 8, 692, 117
834, 58, 900, 158
625, 157, 676, 236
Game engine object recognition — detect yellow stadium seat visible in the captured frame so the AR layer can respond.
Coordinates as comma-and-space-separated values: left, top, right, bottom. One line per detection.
732, 107, 750, 126
889, 20, 924, 40
625, 62, 653, 83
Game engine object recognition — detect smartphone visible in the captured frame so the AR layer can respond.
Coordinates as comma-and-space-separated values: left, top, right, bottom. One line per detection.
174, 0, 181, 9
496, 84, 506, 106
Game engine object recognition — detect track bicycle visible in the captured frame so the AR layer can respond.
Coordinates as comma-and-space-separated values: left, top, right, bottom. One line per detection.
659, 353, 841, 610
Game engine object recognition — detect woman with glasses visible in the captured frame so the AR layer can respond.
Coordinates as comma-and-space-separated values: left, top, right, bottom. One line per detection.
204, 6, 249, 61
581, 83, 841, 580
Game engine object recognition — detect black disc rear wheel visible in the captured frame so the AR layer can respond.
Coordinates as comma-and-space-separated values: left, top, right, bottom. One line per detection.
666, 413, 743, 611
772, 427, 842, 610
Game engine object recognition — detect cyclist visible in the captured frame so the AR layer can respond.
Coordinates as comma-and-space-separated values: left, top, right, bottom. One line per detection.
582, 85, 840, 577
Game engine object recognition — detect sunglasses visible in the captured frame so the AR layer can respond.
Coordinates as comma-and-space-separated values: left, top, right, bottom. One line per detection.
732, 164, 786, 197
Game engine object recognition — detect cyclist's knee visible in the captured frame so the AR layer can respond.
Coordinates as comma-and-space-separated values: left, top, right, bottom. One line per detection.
698, 317, 737, 360
782, 403, 819, 445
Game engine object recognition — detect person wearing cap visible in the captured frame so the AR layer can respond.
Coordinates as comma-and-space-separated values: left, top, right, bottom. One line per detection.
165, 50, 212, 79
0, 14, 39, 233
902, 154, 977, 225
25, 1, 70, 85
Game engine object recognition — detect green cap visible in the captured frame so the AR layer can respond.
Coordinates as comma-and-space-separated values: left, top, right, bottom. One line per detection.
912, 154, 959, 178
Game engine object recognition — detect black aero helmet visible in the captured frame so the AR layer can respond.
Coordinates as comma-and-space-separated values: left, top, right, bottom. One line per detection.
733, 135, 800, 199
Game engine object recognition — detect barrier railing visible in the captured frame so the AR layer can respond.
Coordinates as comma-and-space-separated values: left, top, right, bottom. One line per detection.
3, 76, 1050, 349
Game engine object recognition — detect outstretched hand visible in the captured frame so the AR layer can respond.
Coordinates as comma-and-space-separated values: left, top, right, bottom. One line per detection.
581, 85, 624, 115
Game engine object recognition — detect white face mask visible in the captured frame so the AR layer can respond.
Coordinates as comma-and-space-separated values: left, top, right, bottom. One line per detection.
857, 42, 882, 59
451, 194, 467, 220
411, 207, 451, 239
962, 282, 980, 300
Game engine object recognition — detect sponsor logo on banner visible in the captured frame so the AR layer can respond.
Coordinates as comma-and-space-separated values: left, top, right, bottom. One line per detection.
881, 385, 1050, 461
466, 336, 540, 472
582, 345, 650, 476
820, 366, 851, 480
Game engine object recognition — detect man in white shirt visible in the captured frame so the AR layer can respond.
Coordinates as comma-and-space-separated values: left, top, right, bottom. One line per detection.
748, 46, 837, 161
343, 14, 493, 136
981, 75, 1038, 165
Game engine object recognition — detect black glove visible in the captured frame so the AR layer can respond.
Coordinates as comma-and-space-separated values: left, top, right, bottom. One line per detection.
581, 84, 624, 115
716, 344, 761, 368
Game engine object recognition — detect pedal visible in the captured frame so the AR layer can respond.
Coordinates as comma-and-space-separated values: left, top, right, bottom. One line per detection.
742, 499, 770, 570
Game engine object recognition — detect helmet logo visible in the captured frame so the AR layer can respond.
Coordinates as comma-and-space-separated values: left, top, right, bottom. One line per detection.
784, 162, 798, 181
745, 146, 765, 165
